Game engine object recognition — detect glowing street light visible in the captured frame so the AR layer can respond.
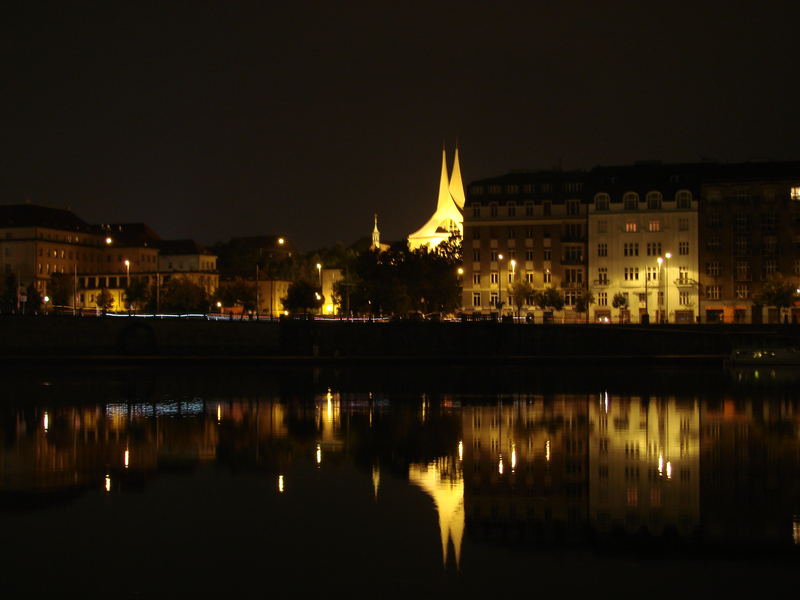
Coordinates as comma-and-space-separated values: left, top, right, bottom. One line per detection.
498, 253, 504, 315
277, 237, 285, 246
316, 263, 322, 288
105, 237, 113, 245
124, 259, 130, 288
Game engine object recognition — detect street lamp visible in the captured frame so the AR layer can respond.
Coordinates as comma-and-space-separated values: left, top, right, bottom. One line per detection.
498, 253, 504, 315
316, 263, 322, 289
105, 237, 112, 245
124, 259, 130, 288
278, 237, 285, 246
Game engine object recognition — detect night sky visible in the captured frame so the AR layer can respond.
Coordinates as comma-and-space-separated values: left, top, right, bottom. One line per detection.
2, 1, 799, 249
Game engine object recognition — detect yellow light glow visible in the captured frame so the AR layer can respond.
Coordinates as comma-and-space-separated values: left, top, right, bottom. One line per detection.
124, 449, 129, 469
104, 475, 111, 493
316, 263, 322, 270
325, 304, 334, 313
105, 237, 112, 245
666, 461, 672, 479
217, 404, 221, 423
124, 259, 130, 266
793, 515, 800, 544
327, 392, 333, 422
457, 267, 464, 275
43, 411, 49, 432
216, 301, 222, 308
511, 443, 517, 471
283, 311, 289, 316
665, 252, 672, 259
510, 259, 516, 268
498, 454, 504, 475
458, 440, 463, 461
278, 237, 285, 245
545, 439, 551, 462
658, 454, 664, 476
657, 257, 664, 265
498, 254, 503, 260
278, 475, 284, 493
43, 295, 50, 303
316, 443, 321, 465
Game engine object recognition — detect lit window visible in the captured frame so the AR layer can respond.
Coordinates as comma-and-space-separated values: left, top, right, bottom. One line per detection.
625, 221, 637, 233
648, 219, 661, 232
525, 272, 533, 283
490, 272, 499, 284
791, 186, 800, 200
679, 241, 689, 255
472, 292, 481, 307
472, 273, 480, 285
707, 286, 720, 300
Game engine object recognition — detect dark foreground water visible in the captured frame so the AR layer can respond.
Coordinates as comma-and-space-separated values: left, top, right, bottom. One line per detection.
2, 363, 799, 597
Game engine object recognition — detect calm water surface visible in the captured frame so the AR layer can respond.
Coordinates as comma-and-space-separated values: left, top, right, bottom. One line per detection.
2, 364, 799, 597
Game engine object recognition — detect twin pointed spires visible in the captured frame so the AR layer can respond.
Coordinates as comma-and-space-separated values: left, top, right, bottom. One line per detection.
435, 145, 465, 213
449, 148, 465, 210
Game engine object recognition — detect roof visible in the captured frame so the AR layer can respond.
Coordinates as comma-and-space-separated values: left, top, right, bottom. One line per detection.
94, 223, 162, 247
157, 239, 214, 256
0, 204, 90, 231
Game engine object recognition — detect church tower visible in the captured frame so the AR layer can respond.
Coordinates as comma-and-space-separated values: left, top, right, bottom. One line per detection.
407, 146, 465, 250
371, 213, 381, 250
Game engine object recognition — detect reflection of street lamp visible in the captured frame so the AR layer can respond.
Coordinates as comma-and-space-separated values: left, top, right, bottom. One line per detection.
316, 263, 322, 288
216, 301, 222, 313
664, 252, 672, 323
124, 259, 130, 287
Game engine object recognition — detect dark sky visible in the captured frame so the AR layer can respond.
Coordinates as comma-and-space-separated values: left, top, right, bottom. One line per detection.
2, 1, 799, 249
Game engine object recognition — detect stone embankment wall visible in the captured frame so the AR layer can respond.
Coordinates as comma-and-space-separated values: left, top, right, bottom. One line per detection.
1, 316, 799, 359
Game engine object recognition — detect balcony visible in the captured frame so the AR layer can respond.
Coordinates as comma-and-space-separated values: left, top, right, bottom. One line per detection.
560, 281, 585, 289
560, 257, 584, 265
592, 279, 610, 287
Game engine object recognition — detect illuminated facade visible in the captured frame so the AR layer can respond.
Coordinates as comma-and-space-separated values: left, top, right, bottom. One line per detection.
407, 148, 465, 250
462, 171, 588, 318
587, 164, 700, 323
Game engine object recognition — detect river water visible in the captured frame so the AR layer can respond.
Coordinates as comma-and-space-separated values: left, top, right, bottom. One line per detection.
2, 364, 799, 597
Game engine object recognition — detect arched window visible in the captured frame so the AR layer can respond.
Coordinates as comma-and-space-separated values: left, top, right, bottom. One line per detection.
675, 190, 692, 208
623, 192, 639, 210
646, 191, 662, 209
594, 193, 610, 210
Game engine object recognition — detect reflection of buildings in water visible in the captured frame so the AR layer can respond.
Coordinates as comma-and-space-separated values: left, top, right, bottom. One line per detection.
589, 394, 700, 536
461, 397, 590, 539
408, 458, 464, 568
372, 464, 380, 500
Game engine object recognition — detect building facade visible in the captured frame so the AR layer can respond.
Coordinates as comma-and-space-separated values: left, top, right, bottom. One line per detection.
462, 171, 588, 319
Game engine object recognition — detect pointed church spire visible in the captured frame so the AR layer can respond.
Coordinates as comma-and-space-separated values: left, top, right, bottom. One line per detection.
449, 147, 466, 210
435, 148, 452, 213
371, 213, 380, 250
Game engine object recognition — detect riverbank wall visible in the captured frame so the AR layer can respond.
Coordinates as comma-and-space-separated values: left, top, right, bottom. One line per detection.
1, 316, 799, 361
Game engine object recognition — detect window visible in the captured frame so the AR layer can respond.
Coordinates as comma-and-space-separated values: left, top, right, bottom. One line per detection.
543, 270, 551, 283
646, 192, 662, 209
679, 218, 689, 231
490, 204, 498, 217
506, 185, 519, 194
597, 243, 608, 257
472, 292, 481, 307
567, 200, 580, 216
525, 228, 533, 239
565, 269, 583, 284
707, 285, 720, 300
471, 228, 480, 239
472, 204, 481, 217
706, 261, 720, 277
646, 267, 657, 281
563, 246, 583, 262
625, 221, 637, 233
490, 250, 498, 261
598, 292, 608, 306
525, 250, 533, 261
761, 212, 777, 233
763, 259, 778, 278
624, 267, 639, 281
707, 237, 720, 250
638, 293, 646, 303
508, 250, 516, 260
473, 249, 480, 261
525, 272, 534, 283
595, 194, 610, 210
525, 202, 533, 216
565, 182, 582, 193
791, 186, 800, 200
734, 214, 749, 232
794, 259, 800, 277
679, 241, 689, 255
679, 291, 690, 305
507, 272, 514, 283
735, 284, 749, 299
489, 292, 499, 306
623, 243, 639, 257
648, 219, 661, 232
490, 272, 499, 284
735, 261, 751, 281
762, 236, 777, 256
624, 192, 639, 210
564, 291, 576, 306
507, 227, 516, 239
489, 185, 501, 195
597, 220, 607, 233
543, 201, 551, 216
507, 202, 516, 217
597, 267, 608, 284
646, 242, 662, 256
522, 184, 533, 193
472, 273, 481, 285
543, 248, 551, 261
676, 190, 692, 208
734, 236, 750, 256
678, 267, 689, 284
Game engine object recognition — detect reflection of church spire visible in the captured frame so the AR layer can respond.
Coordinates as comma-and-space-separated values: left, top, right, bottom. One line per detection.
449, 146, 465, 210
372, 464, 380, 500
371, 214, 380, 250
408, 458, 464, 569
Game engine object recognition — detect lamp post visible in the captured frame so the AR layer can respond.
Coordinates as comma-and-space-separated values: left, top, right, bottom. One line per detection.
497, 254, 504, 315
316, 263, 322, 289
510, 259, 517, 317
124, 260, 130, 288
664, 252, 671, 323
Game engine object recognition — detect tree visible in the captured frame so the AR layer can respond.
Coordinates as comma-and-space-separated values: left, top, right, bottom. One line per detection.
25, 284, 42, 314
214, 277, 256, 312
612, 292, 628, 324
0, 272, 17, 313
574, 291, 595, 323
96, 288, 115, 313
533, 287, 565, 313
124, 278, 150, 311
48, 272, 74, 308
160, 278, 209, 314
755, 276, 798, 313
508, 280, 534, 316
283, 280, 323, 314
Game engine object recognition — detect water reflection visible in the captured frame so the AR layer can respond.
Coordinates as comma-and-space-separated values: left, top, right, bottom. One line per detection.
1, 367, 800, 562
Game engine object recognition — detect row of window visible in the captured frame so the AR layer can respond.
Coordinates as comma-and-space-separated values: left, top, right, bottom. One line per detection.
471, 182, 582, 196
595, 290, 693, 306
472, 249, 553, 262
473, 272, 543, 285
706, 259, 800, 277
471, 200, 583, 218
594, 191, 693, 210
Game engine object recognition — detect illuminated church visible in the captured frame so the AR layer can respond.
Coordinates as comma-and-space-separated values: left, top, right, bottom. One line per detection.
407, 147, 465, 250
